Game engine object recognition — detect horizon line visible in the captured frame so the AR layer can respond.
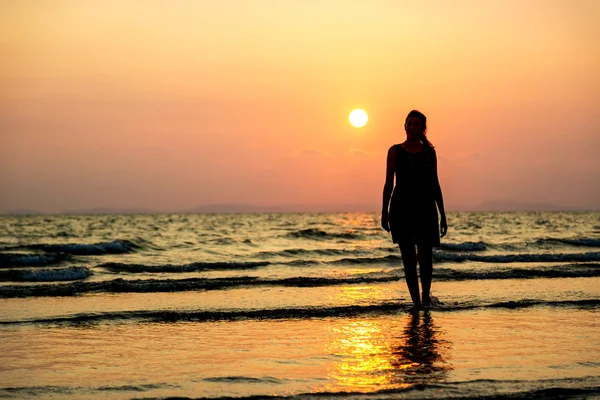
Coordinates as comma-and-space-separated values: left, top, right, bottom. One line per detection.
2, 201, 598, 215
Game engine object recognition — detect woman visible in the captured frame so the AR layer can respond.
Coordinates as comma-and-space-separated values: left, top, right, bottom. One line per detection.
381, 110, 447, 308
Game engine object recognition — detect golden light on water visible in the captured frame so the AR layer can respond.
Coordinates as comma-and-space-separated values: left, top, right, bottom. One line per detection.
326, 319, 401, 391
323, 286, 400, 392
319, 286, 451, 393
349, 109, 368, 128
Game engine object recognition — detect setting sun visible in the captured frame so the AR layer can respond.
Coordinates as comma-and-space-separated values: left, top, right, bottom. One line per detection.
349, 109, 368, 128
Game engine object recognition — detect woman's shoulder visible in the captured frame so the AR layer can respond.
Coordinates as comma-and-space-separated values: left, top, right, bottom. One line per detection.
390, 143, 405, 153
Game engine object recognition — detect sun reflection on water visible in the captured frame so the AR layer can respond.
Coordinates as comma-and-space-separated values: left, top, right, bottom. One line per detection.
326, 319, 399, 391
321, 286, 452, 393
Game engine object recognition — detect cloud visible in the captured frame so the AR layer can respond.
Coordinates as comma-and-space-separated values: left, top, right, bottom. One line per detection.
451, 152, 485, 161
349, 148, 373, 157
293, 148, 330, 158
442, 152, 486, 167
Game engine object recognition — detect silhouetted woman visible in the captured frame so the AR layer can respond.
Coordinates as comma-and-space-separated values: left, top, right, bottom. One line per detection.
381, 110, 447, 308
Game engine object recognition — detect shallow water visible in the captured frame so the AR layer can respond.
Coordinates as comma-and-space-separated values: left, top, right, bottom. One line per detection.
0, 212, 599, 399
1, 308, 598, 399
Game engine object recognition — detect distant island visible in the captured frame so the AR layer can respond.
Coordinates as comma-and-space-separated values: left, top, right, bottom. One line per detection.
472, 200, 576, 212
61, 207, 157, 214
4, 209, 44, 215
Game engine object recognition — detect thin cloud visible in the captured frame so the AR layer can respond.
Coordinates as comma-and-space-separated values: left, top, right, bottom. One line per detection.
292, 148, 331, 158
444, 152, 486, 166
349, 148, 374, 157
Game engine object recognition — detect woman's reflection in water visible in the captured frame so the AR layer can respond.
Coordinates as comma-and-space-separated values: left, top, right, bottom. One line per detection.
391, 310, 451, 385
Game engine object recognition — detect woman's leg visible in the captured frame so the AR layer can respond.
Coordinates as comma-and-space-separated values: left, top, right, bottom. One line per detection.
399, 244, 421, 307
416, 243, 433, 304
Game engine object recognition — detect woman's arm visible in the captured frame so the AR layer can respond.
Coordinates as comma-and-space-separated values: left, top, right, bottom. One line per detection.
432, 149, 448, 237
381, 146, 395, 231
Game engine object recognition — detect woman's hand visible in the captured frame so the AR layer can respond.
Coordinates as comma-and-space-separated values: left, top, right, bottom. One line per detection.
381, 212, 390, 232
440, 214, 448, 237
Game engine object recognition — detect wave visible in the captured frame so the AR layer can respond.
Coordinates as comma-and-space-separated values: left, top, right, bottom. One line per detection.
322, 251, 600, 265
257, 247, 360, 258
255, 242, 528, 262
0, 253, 69, 267
256, 246, 399, 261
537, 238, 600, 248
0, 275, 397, 297
440, 241, 487, 251
172, 378, 600, 400
0, 378, 597, 400
206, 237, 239, 245
326, 255, 401, 264
1, 264, 598, 296
100, 261, 270, 273
2, 299, 598, 325
482, 299, 600, 309
202, 376, 284, 384
429, 238, 600, 254
0, 267, 91, 282
285, 228, 362, 240
434, 264, 600, 281
23, 239, 140, 255
426, 238, 599, 254
434, 251, 600, 263
0, 383, 174, 398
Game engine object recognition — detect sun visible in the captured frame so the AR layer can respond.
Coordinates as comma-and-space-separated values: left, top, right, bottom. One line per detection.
349, 109, 368, 128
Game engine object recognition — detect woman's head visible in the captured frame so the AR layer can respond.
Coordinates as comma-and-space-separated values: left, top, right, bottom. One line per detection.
404, 110, 433, 147
405, 110, 427, 136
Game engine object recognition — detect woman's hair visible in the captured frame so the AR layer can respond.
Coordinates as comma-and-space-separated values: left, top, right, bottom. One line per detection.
406, 110, 434, 148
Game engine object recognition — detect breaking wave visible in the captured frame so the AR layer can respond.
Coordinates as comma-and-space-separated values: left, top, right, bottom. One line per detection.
434, 251, 600, 263
101, 261, 270, 273
0, 275, 396, 297
318, 251, 600, 265
1, 263, 598, 297
440, 241, 487, 251
536, 238, 600, 248
0, 378, 598, 400
23, 239, 140, 255
2, 299, 598, 326
433, 264, 600, 281
0, 267, 91, 282
0, 253, 69, 267
257, 247, 364, 258
285, 228, 362, 240
326, 255, 401, 264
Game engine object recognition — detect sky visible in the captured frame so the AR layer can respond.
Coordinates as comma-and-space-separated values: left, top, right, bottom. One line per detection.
1, 0, 599, 213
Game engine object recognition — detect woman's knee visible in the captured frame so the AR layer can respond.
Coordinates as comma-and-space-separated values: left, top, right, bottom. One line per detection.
399, 244, 416, 257
416, 242, 433, 257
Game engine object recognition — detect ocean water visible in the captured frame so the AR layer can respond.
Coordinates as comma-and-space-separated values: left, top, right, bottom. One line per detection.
0, 211, 599, 399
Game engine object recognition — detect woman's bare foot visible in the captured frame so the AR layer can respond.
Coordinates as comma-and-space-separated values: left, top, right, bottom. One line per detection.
422, 293, 440, 308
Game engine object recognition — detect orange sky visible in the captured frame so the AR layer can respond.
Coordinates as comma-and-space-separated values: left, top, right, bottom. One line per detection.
1, 0, 599, 212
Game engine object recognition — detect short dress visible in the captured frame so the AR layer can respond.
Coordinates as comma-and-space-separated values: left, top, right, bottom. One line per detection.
388, 144, 440, 247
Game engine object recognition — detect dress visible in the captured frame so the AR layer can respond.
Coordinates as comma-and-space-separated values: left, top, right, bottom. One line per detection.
388, 144, 440, 247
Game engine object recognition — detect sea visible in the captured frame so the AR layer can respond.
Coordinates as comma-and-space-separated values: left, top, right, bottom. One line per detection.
0, 211, 599, 399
